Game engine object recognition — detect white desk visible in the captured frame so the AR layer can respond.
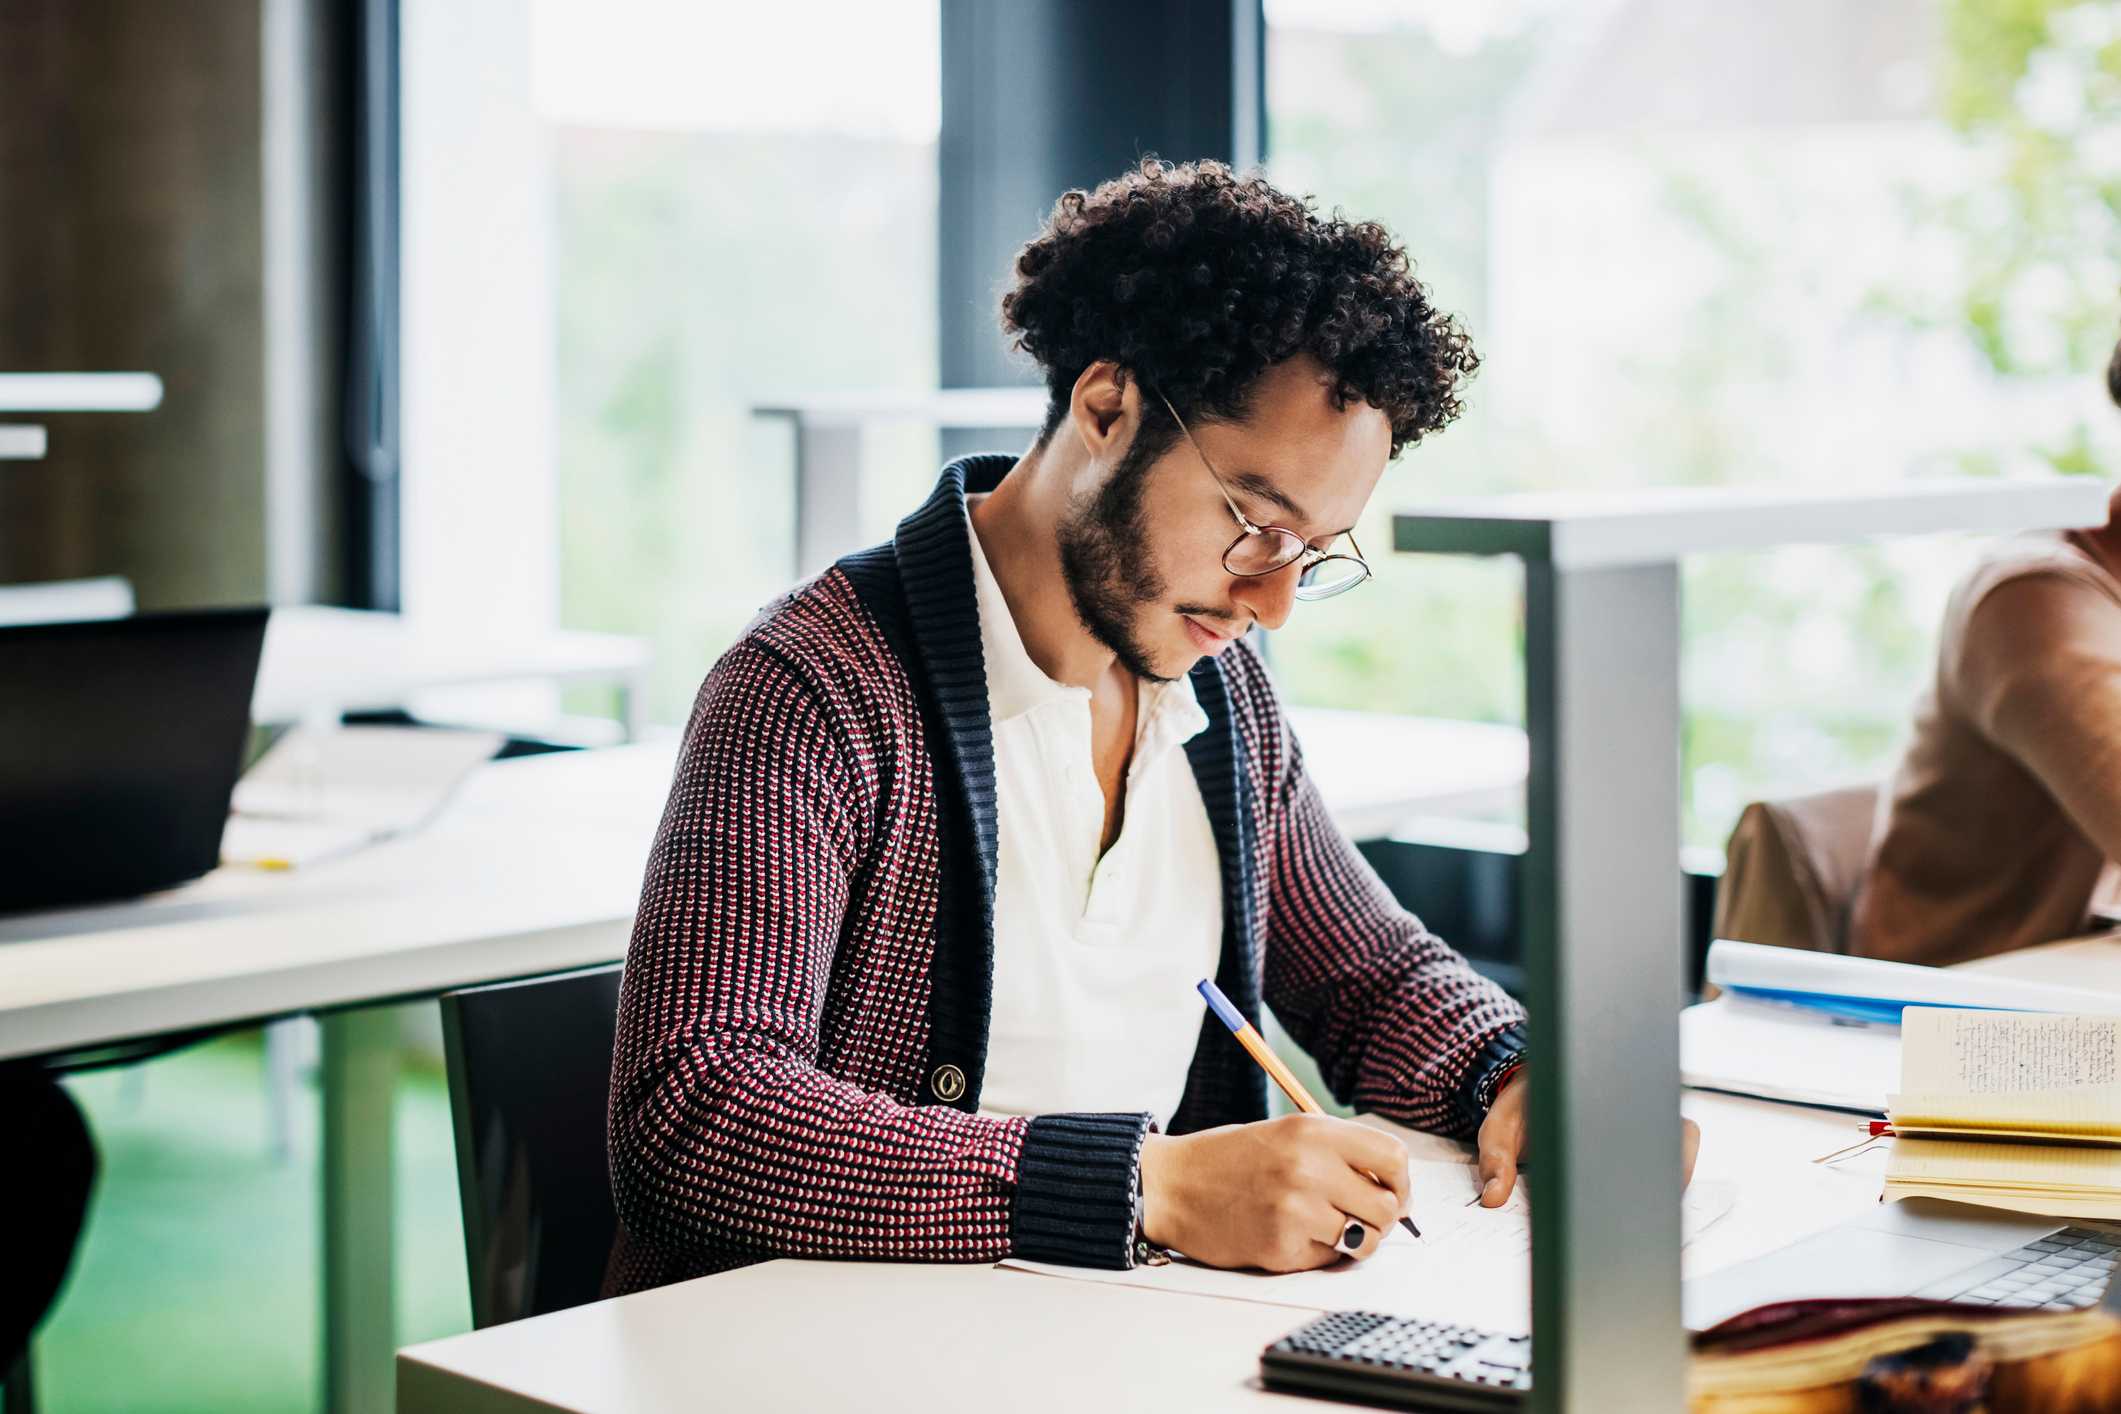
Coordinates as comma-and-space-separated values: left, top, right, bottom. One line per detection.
1392, 476, 2111, 1408
0, 746, 675, 1414
395, 936, 2121, 1414
391, 1092, 1866, 1414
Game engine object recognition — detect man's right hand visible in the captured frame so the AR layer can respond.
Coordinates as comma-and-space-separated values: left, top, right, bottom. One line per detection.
1137, 1113, 1411, 1272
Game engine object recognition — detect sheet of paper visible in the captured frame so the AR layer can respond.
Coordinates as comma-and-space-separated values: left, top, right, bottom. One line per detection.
1682, 996, 1899, 1114
1001, 1157, 1737, 1338
223, 725, 501, 868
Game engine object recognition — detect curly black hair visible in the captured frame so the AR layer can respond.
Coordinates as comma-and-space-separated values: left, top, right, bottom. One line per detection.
1000, 157, 1478, 462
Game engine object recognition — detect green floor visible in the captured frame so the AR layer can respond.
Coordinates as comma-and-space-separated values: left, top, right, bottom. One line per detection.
34, 1016, 473, 1413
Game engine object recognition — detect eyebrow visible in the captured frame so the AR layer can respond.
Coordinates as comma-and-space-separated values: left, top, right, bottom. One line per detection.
1224, 469, 1355, 540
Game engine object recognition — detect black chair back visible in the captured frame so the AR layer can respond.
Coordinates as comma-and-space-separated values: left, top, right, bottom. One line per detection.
439, 964, 622, 1328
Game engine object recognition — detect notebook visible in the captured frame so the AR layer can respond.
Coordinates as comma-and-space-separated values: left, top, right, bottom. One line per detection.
1884, 1009, 2121, 1220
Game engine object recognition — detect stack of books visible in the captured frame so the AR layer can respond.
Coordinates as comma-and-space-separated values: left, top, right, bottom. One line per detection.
1882, 1009, 2121, 1220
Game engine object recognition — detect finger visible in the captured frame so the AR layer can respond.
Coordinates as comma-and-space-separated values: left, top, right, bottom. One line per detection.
1477, 1127, 1520, 1207
1326, 1122, 1412, 1215
1322, 1162, 1403, 1239
1682, 1118, 1701, 1189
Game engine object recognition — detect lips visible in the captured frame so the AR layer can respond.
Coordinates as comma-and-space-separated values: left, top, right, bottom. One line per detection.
1183, 615, 1240, 655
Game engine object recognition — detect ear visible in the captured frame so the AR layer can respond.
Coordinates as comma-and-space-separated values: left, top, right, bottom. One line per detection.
1064, 360, 1138, 463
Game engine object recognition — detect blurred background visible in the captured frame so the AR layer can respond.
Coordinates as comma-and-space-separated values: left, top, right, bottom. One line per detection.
6, 0, 2120, 1407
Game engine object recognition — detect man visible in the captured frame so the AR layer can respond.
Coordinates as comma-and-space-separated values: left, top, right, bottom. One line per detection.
607, 158, 1694, 1291
1852, 339, 2121, 965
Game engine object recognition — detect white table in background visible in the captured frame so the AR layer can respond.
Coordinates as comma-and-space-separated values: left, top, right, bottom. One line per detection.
395, 934, 2121, 1413
255, 605, 651, 741
0, 746, 675, 1414
1391, 476, 2111, 1408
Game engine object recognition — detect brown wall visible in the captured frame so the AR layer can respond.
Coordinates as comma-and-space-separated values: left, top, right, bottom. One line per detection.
0, 0, 269, 606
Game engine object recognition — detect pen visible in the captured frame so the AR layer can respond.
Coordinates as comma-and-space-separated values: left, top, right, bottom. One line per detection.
1196, 977, 1422, 1242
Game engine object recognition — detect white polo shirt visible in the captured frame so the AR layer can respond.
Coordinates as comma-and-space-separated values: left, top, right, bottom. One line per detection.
967, 506, 1224, 1129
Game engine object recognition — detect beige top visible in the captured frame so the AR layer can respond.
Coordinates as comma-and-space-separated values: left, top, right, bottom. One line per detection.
1853, 532, 2121, 965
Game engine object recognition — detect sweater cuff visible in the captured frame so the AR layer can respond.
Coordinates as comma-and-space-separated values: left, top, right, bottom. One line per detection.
1009, 1111, 1153, 1270
1452, 1023, 1529, 1135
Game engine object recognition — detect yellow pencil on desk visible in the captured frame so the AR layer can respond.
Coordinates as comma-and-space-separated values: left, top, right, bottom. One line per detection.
1196, 977, 1422, 1241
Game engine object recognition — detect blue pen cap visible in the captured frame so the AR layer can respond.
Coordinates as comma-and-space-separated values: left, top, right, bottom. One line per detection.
1197, 978, 1247, 1034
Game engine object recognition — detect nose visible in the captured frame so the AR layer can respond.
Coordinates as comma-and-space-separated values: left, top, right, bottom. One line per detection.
1229, 561, 1300, 633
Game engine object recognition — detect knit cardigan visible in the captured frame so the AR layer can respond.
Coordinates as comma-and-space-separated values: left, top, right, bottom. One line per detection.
604, 455, 1529, 1295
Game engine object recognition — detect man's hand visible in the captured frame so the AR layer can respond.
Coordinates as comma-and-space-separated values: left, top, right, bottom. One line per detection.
1138, 1113, 1411, 1272
1474, 1073, 1703, 1206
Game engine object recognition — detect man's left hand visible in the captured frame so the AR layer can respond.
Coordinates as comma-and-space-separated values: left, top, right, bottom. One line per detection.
1474, 1073, 1701, 1207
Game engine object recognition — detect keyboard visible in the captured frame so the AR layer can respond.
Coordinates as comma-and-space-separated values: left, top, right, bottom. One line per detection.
1261, 1311, 1530, 1411
1914, 1224, 2120, 1310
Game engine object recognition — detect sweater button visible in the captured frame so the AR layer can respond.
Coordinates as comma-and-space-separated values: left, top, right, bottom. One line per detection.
931, 1064, 967, 1102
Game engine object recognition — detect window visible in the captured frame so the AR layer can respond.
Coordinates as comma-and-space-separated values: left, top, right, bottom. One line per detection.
1264, 0, 2121, 846
401, 0, 940, 730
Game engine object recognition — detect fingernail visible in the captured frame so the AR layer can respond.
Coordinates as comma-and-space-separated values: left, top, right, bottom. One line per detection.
1482, 1178, 1502, 1202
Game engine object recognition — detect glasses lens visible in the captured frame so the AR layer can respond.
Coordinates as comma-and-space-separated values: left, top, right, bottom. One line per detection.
1224, 528, 1306, 576
1295, 557, 1370, 600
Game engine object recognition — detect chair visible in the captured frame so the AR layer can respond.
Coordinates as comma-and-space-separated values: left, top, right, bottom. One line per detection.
1711, 784, 1880, 955
439, 964, 622, 1328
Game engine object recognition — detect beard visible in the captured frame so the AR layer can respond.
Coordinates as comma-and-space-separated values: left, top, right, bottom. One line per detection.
1055, 436, 1176, 684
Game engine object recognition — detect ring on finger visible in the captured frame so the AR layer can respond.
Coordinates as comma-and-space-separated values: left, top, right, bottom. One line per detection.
1332, 1217, 1369, 1257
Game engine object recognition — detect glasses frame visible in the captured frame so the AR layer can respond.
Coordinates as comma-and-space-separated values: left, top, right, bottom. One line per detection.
1153, 389, 1372, 601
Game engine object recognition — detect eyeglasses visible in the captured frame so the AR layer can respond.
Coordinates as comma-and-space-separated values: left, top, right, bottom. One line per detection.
1154, 390, 1372, 601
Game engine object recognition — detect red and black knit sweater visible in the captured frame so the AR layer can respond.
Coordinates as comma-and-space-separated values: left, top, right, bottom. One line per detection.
605, 455, 1529, 1295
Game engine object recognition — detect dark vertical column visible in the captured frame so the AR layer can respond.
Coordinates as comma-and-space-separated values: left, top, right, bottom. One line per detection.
345, 0, 399, 610
937, 0, 1264, 455
0, 0, 269, 604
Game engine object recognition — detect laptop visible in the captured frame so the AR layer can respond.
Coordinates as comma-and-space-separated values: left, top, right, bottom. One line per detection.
1685, 1197, 2121, 1330
0, 606, 269, 913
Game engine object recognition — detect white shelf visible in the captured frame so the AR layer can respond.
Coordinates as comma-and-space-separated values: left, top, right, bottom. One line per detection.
0, 372, 165, 413
0, 424, 48, 459
1394, 478, 2112, 569
752, 386, 1047, 428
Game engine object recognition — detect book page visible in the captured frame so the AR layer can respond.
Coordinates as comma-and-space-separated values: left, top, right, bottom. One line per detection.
1888, 1089, 2121, 1142
1902, 1009, 2121, 1092
1886, 1137, 2121, 1218
1887, 1137, 2121, 1192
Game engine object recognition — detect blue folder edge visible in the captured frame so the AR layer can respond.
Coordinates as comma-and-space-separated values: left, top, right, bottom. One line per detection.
1722, 984, 2036, 1027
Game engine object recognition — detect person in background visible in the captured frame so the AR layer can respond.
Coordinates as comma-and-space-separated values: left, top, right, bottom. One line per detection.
0, 1072, 96, 1385
1851, 336, 2121, 965
604, 158, 1698, 1293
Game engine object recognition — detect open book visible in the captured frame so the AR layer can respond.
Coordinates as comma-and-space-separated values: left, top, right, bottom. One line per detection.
1884, 1008, 2121, 1220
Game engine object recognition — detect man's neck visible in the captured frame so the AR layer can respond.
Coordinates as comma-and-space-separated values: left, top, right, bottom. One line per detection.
968, 446, 1120, 692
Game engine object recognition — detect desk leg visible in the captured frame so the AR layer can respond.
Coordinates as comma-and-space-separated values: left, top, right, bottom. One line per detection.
1522, 561, 1687, 1413
321, 1006, 398, 1414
